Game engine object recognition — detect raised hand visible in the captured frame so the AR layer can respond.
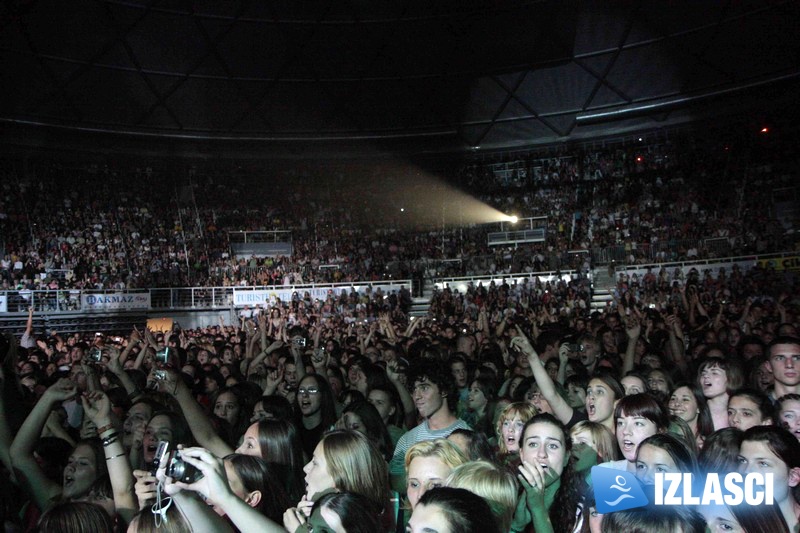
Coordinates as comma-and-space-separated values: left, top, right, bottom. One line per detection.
144, 328, 159, 347
44, 378, 77, 402
385, 360, 401, 383
147, 367, 179, 396
310, 348, 329, 372
81, 390, 113, 426
133, 470, 159, 510
509, 327, 536, 357
107, 346, 124, 374
265, 367, 284, 391
625, 316, 641, 339
163, 447, 233, 506
558, 343, 570, 364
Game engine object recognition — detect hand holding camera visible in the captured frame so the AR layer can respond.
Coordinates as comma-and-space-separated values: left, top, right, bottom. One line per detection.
163, 447, 229, 506
146, 367, 179, 395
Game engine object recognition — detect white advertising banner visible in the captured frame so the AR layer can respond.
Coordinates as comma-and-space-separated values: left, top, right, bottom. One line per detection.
0, 294, 6, 313
233, 283, 408, 307
81, 293, 151, 312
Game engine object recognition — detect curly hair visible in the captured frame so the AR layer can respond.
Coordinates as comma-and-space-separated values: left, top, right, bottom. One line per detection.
407, 359, 456, 403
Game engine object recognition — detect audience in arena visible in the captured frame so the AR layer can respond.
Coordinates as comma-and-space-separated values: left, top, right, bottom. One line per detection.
1, 123, 796, 293
0, 122, 798, 531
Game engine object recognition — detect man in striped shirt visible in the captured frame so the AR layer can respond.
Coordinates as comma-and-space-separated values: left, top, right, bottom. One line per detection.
389, 359, 470, 492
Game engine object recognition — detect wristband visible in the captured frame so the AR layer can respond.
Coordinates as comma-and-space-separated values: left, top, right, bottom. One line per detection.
105, 452, 126, 461
97, 423, 115, 435
102, 432, 120, 447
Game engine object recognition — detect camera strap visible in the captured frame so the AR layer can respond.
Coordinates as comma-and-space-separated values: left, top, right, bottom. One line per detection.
151, 479, 173, 528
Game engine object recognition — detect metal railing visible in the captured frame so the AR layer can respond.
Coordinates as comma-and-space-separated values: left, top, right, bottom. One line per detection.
0, 279, 412, 314
433, 269, 582, 294
487, 228, 546, 246
591, 238, 734, 265
591, 234, 800, 266
612, 251, 799, 275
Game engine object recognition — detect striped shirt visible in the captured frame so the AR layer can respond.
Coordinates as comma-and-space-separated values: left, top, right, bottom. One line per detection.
389, 418, 471, 474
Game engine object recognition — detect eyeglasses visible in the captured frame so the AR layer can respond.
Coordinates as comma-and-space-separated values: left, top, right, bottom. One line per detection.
298, 387, 320, 396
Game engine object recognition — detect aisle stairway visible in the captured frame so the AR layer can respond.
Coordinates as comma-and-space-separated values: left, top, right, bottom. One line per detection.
409, 279, 434, 317
591, 266, 616, 311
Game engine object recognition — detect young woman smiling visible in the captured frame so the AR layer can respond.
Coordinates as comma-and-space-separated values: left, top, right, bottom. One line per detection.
668, 382, 713, 449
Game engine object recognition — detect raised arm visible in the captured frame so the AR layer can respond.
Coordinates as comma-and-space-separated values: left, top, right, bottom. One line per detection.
166, 447, 285, 533
290, 340, 307, 383
155, 369, 233, 458
24, 305, 34, 338
133, 330, 151, 370
10, 378, 77, 511
107, 344, 142, 401
81, 359, 102, 392
82, 391, 137, 523
170, 490, 236, 533
622, 316, 641, 376
509, 327, 574, 426
556, 343, 569, 385
665, 314, 688, 375
387, 360, 415, 429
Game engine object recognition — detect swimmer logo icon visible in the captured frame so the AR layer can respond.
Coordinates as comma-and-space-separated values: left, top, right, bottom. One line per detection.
592, 466, 649, 514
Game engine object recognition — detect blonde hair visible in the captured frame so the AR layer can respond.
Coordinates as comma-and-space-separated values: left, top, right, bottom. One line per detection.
570, 420, 619, 461
404, 438, 467, 472
322, 430, 389, 511
496, 402, 537, 455
446, 460, 518, 532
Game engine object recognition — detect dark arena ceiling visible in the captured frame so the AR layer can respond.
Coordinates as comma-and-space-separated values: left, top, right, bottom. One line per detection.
1, 0, 800, 158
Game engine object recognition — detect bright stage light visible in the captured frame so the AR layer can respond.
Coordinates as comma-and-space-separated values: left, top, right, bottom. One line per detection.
509, 215, 518, 224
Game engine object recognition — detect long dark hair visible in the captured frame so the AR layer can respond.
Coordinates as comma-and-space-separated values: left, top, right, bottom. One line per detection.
637, 433, 698, 474
255, 419, 305, 502
224, 454, 291, 523
295, 374, 337, 429
67, 439, 111, 501
418, 487, 500, 533
340, 400, 394, 461
669, 382, 713, 439
698, 427, 743, 475
741, 426, 800, 469
521, 414, 587, 532
213, 386, 251, 444
730, 501, 791, 533
614, 393, 670, 432
312, 492, 383, 533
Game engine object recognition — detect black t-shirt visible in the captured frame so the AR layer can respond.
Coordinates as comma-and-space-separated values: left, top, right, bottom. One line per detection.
300, 421, 326, 458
